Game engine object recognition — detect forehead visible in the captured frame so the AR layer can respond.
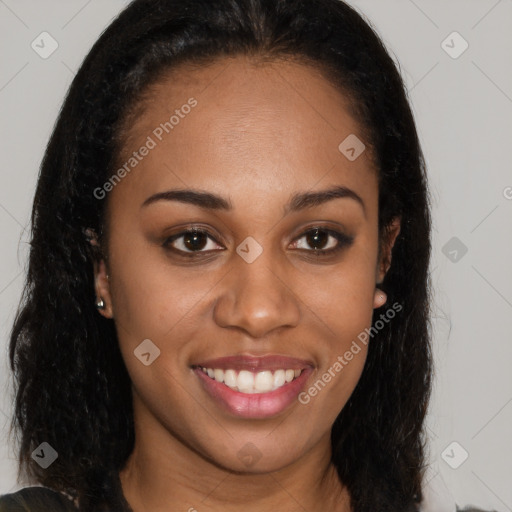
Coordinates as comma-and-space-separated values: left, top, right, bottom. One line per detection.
111, 55, 377, 214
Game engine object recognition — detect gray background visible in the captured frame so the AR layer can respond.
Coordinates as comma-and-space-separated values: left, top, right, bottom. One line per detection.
1, 1, 511, 511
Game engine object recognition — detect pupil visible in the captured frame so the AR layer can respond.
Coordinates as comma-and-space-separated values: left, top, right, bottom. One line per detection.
184, 231, 207, 251
306, 229, 328, 250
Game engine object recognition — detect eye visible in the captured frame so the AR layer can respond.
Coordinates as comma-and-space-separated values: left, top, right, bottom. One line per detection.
163, 228, 223, 256
291, 227, 354, 256
162, 225, 354, 259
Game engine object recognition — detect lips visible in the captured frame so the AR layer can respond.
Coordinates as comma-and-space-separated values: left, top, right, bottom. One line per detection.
190, 354, 315, 418
191, 354, 314, 372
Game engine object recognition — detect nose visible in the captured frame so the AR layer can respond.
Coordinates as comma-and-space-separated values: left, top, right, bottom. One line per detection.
213, 251, 301, 339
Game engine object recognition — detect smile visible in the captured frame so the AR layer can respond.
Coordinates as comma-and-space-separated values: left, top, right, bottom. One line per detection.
199, 367, 303, 394
191, 354, 314, 419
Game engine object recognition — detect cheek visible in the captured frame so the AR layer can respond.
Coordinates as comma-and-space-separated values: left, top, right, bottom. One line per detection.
108, 253, 207, 416
109, 244, 210, 340
298, 276, 372, 424
299, 243, 377, 342
293, 245, 376, 412
108, 245, 229, 399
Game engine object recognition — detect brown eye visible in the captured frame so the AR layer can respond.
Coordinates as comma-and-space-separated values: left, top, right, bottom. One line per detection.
163, 229, 223, 255
305, 228, 330, 250
162, 225, 353, 260
292, 227, 354, 255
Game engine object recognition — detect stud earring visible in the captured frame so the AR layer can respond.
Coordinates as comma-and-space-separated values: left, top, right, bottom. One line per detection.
374, 288, 387, 308
95, 297, 106, 310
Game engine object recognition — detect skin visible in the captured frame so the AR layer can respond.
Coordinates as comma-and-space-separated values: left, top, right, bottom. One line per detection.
92, 55, 400, 512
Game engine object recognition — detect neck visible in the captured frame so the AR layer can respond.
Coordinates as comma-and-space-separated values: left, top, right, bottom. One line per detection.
119, 399, 352, 512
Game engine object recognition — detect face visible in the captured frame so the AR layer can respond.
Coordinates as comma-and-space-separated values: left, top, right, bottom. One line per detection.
93, 55, 400, 474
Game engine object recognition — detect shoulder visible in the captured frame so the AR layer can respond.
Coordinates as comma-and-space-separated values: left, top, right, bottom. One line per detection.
0, 486, 77, 511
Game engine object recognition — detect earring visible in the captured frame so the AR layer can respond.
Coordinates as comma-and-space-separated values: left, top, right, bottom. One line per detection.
373, 288, 387, 308
95, 297, 106, 310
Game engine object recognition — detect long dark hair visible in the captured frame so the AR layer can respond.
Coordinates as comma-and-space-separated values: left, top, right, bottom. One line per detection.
8, 1, 432, 511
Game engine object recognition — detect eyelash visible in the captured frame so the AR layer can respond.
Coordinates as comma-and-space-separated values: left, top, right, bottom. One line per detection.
162, 225, 354, 259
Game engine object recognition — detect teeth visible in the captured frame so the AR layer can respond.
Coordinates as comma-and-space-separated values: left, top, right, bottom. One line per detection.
237, 370, 254, 393
200, 367, 303, 394
272, 369, 285, 390
254, 371, 273, 393
224, 369, 237, 389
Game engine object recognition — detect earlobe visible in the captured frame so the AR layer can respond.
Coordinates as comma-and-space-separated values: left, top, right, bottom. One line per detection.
93, 258, 114, 319
373, 288, 387, 309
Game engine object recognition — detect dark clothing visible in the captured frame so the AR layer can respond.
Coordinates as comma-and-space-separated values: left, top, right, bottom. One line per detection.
0, 485, 497, 511
0, 487, 77, 511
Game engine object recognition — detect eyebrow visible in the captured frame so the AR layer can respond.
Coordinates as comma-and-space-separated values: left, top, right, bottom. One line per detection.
141, 185, 366, 217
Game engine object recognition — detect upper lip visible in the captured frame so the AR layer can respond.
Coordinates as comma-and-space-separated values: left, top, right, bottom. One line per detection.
192, 354, 314, 372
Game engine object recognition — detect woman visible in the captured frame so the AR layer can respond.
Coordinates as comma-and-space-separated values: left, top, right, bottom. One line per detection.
0, 0, 495, 511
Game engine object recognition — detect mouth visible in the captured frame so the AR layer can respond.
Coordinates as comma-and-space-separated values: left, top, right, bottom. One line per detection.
191, 354, 314, 419
197, 366, 303, 393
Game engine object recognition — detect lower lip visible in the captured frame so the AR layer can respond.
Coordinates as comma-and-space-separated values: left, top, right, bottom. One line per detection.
193, 367, 313, 419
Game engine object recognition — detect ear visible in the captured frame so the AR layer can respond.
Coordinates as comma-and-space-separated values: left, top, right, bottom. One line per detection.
93, 258, 114, 319
85, 228, 114, 319
376, 216, 401, 285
